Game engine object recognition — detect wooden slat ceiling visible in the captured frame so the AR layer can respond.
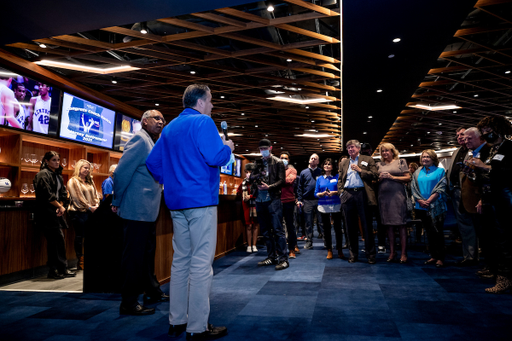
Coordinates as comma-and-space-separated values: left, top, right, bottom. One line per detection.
3, 0, 341, 157
377, 0, 512, 155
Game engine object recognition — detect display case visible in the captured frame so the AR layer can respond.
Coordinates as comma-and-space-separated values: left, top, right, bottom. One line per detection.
0, 127, 120, 199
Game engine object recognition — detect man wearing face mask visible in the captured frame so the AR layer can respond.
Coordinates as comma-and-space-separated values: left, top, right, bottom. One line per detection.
280, 152, 299, 259
251, 139, 288, 270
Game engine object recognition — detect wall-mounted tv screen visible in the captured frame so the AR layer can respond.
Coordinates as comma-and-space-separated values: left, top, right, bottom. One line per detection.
113, 114, 142, 151
59, 92, 115, 148
0, 67, 60, 135
220, 162, 233, 175
233, 157, 242, 177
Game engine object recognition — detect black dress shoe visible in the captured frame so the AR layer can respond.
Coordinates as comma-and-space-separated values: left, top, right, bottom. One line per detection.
168, 323, 187, 338
47, 270, 65, 280
144, 292, 170, 304
119, 304, 155, 315
61, 269, 76, 277
348, 258, 357, 263
186, 324, 227, 341
456, 259, 478, 267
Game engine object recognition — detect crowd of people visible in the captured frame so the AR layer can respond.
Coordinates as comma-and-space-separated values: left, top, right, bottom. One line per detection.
31, 81, 512, 341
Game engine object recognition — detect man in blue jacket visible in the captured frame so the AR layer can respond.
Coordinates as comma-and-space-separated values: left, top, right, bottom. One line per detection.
146, 84, 233, 341
296, 154, 324, 249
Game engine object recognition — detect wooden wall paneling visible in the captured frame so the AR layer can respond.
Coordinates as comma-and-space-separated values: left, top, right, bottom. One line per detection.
0, 210, 32, 275
0, 133, 21, 164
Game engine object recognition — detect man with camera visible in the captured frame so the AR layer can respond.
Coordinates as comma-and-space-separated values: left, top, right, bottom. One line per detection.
250, 139, 288, 270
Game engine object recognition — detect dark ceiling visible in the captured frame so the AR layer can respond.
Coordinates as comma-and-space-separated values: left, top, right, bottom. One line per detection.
1, 0, 503, 158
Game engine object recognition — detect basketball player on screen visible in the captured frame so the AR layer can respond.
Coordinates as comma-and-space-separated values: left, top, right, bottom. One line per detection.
28, 82, 51, 133
0, 75, 23, 129
8, 82, 28, 129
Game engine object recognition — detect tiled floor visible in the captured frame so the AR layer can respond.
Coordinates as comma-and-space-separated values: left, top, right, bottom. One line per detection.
1, 236, 511, 341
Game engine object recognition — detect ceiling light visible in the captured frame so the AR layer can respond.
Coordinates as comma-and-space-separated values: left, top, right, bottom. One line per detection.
281, 147, 283, 149
267, 5, 274, 12
427, 131, 431, 134
295, 134, 334, 138
241, 113, 245, 115
438, 123, 443, 125
368, 116, 373, 118
190, 71, 196, 74
0, 71, 19, 77
377, 89, 383, 93
363, 132, 367, 134
267, 96, 329, 104
388, 54, 395, 58
39, 43, 47, 49
274, 142, 277, 144
286, 58, 292, 62
140, 22, 148, 34
111, 79, 117, 84
393, 38, 401, 43
140, 28, 148, 34
474, 94, 479, 97
409, 103, 461, 111
506, 70, 511, 74
155, 103, 159, 106
220, 96, 225, 99
453, 110, 457, 113
34, 60, 139, 74
305, 106, 309, 109
255, 125, 258, 127
265, 134, 268, 137
311, 120, 315, 123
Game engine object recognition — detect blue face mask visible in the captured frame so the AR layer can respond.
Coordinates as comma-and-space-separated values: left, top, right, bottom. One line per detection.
282, 160, 288, 167
261, 150, 270, 158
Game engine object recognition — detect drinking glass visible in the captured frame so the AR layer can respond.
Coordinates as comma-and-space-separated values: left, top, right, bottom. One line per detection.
29, 184, 35, 195
24, 153, 30, 163
72, 160, 76, 169
93, 163, 98, 172
21, 183, 29, 196
96, 163, 102, 173
31, 154, 38, 165
62, 158, 67, 168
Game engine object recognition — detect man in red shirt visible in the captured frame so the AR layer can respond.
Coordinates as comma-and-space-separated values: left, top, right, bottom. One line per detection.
280, 152, 299, 258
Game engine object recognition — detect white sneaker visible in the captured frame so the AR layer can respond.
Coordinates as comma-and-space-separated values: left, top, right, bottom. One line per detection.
246, 246, 252, 253
252, 245, 258, 252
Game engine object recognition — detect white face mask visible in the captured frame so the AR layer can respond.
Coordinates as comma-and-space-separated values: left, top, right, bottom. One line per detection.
261, 150, 270, 158
246, 173, 250, 179
282, 160, 288, 167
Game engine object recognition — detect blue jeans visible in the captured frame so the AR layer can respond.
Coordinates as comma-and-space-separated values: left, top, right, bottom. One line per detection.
256, 198, 288, 262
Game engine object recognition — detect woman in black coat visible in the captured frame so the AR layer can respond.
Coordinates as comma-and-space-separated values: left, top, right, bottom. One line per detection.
33, 151, 76, 279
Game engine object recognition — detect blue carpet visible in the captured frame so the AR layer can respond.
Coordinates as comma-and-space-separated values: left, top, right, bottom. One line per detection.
2, 236, 511, 341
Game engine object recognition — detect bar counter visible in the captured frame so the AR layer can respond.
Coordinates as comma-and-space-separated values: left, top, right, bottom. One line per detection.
0, 195, 245, 291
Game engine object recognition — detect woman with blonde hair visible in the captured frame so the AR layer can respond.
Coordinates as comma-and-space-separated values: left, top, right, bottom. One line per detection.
376, 143, 411, 263
411, 150, 448, 268
67, 159, 101, 270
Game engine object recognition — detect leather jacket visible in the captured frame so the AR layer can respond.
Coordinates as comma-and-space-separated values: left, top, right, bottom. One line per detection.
250, 155, 286, 199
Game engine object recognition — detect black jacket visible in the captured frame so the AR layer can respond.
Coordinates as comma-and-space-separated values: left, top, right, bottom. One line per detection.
250, 155, 286, 199
33, 165, 69, 229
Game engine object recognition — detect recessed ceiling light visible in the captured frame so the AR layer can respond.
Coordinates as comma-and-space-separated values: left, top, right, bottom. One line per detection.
39, 43, 47, 49
246, 150, 249, 151
265, 134, 268, 137
474, 94, 479, 97
140, 28, 148, 34
298, 88, 302, 91
393, 38, 401, 43
255, 125, 258, 127
388, 54, 395, 58
241, 113, 245, 115
155, 103, 159, 106
363, 132, 367, 134
427, 131, 431, 134
190, 71, 196, 74
274, 141, 277, 144
281, 147, 283, 149
506, 70, 511, 74
368, 116, 373, 118
377, 89, 383, 93
220, 96, 225, 99
267, 5, 274, 12
410, 144, 414, 147
111, 79, 117, 84
453, 110, 457, 113
311, 120, 315, 123
438, 123, 443, 125
286, 58, 292, 62
305, 106, 309, 109
236, 144, 238, 146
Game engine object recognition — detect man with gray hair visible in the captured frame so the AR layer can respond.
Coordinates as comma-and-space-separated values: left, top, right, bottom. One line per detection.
113, 109, 168, 315
101, 164, 117, 201
337, 139, 378, 264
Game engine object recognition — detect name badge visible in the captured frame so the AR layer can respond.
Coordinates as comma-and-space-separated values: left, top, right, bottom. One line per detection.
361, 161, 368, 166
493, 154, 505, 161
330, 179, 337, 183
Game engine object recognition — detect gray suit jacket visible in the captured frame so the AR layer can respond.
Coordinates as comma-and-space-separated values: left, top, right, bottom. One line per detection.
337, 154, 378, 206
112, 129, 162, 222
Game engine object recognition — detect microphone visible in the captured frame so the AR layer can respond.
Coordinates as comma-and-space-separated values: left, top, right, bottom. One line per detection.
221, 121, 228, 140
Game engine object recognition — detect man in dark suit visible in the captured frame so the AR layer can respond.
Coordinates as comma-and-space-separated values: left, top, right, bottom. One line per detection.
461, 127, 493, 268
446, 127, 477, 266
112, 109, 168, 315
337, 139, 378, 264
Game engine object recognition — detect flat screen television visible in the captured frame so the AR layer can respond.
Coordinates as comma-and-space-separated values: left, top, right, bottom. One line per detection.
113, 114, 142, 151
233, 157, 242, 177
59, 92, 115, 148
0, 67, 60, 136
220, 162, 233, 175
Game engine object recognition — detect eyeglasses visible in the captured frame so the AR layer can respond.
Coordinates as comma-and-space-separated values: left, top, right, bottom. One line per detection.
149, 116, 166, 124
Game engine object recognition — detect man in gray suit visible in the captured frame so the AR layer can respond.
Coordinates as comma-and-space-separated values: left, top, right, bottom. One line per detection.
446, 127, 477, 266
113, 109, 168, 315
337, 139, 378, 264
